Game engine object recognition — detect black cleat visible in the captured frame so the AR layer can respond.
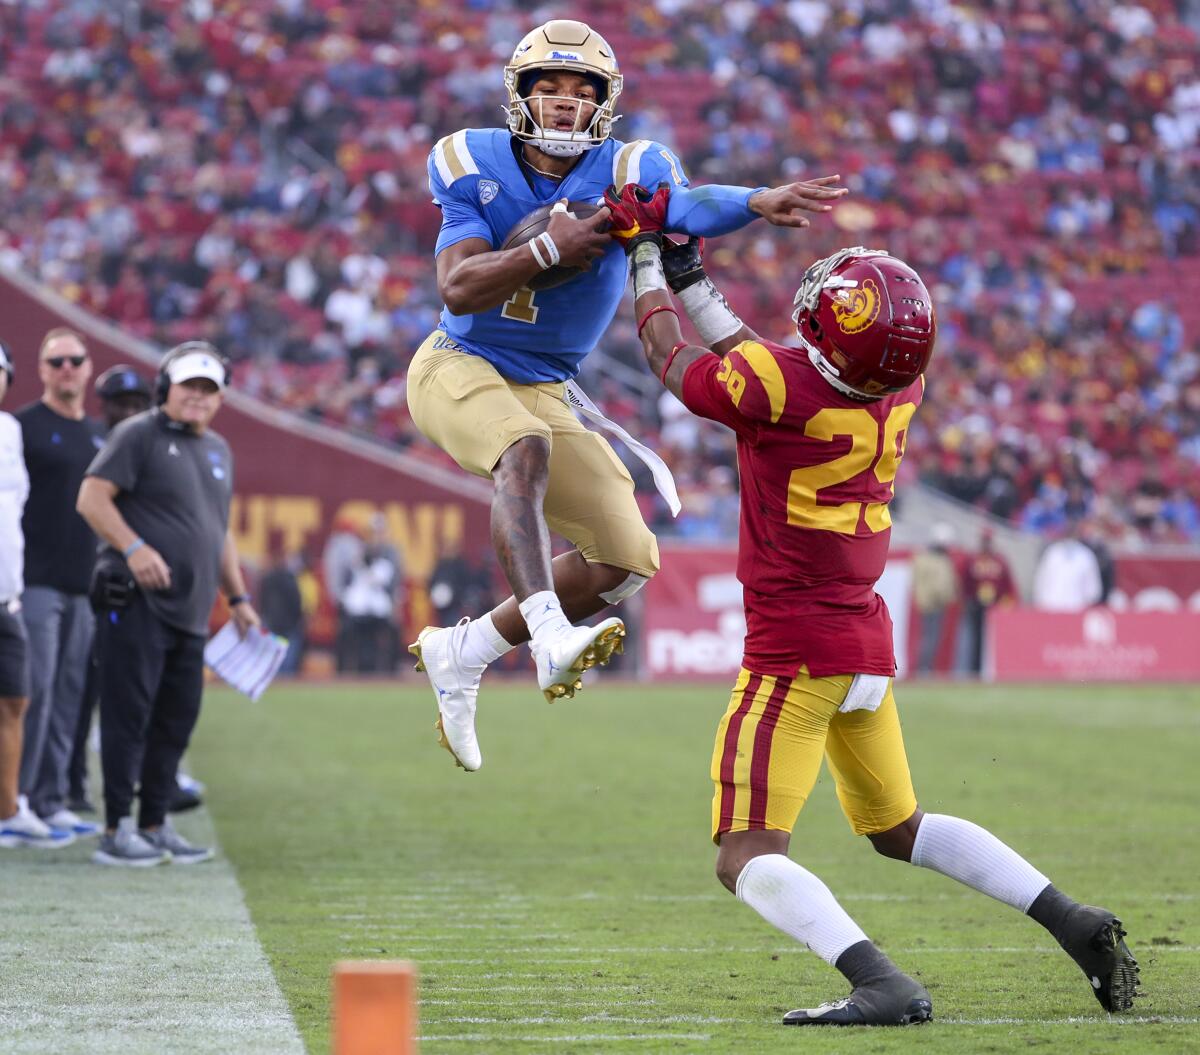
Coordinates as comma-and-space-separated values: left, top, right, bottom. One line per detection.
168, 782, 202, 814
1057, 906, 1140, 1013
784, 976, 932, 1027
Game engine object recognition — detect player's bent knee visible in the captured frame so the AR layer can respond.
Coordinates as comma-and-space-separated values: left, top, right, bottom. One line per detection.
715, 847, 744, 894
598, 569, 650, 605
866, 808, 924, 862
714, 830, 790, 893
492, 434, 551, 483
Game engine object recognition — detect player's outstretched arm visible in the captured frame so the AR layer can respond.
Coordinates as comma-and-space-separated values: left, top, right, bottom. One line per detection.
661, 236, 758, 357
666, 175, 847, 237
628, 240, 709, 400
436, 205, 611, 315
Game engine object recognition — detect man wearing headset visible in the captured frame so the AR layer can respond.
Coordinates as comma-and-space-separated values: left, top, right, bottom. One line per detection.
76, 342, 259, 866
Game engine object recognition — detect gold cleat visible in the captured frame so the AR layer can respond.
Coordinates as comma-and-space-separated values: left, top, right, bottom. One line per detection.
408, 630, 430, 672
534, 618, 626, 705
435, 717, 468, 770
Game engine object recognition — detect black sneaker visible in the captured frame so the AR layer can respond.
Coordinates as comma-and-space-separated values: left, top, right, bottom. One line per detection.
168, 782, 202, 814
67, 794, 96, 815
784, 975, 932, 1026
1056, 906, 1140, 1012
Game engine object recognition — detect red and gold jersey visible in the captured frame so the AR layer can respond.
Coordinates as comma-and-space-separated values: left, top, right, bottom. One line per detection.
681, 338, 923, 677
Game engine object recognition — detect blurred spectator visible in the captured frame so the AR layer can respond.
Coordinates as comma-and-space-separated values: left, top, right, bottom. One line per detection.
1, 1, 1198, 548
958, 529, 1017, 675
1079, 519, 1116, 604
1, 341, 71, 850
367, 512, 403, 666
16, 329, 103, 840
1032, 525, 1104, 611
911, 523, 959, 676
259, 548, 306, 675
428, 535, 474, 627
322, 516, 364, 674
341, 516, 400, 674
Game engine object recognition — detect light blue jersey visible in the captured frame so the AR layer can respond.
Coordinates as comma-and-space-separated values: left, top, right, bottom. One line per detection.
428, 128, 692, 383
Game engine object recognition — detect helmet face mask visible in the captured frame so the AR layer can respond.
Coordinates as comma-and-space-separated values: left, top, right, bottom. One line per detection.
504, 20, 622, 158
791, 248, 936, 400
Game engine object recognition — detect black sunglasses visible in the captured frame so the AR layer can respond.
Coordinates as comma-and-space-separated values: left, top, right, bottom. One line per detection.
44, 355, 88, 369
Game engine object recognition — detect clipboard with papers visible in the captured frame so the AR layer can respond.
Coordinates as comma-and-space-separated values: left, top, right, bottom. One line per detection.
204, 621, 289, 702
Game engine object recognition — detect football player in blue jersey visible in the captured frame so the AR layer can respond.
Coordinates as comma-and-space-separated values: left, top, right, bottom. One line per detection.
407, 18, 846, 772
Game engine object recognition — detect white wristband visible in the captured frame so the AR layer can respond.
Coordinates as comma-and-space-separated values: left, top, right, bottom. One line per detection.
537, 232, 560, 266
679, 278, 744, 344
529, 232, 560, 270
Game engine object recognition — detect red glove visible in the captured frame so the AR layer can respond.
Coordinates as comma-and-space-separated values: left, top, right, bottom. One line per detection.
603, 181, 670, 251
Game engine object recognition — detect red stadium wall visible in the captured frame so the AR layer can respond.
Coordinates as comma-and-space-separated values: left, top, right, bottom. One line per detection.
0, 271, 493, 642
645, 543, 1200, 682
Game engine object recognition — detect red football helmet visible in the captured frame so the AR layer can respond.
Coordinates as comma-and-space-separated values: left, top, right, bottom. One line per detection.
791, 248, 936, 400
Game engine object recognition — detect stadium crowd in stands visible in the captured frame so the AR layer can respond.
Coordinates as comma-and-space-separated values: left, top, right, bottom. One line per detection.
2, 0, 1198, 544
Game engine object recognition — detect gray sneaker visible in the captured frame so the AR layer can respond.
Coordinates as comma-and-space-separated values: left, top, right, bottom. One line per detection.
93, 817, 171, 867
140, 819, 213, 864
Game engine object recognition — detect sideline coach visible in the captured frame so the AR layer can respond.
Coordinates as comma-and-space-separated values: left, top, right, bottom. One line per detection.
77, 342, 260, 862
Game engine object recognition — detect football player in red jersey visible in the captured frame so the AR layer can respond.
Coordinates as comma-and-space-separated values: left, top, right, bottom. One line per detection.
603, 182, 1139, 1026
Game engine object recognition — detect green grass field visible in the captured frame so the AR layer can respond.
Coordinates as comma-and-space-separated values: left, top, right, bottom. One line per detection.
190, 679, 1200, 1055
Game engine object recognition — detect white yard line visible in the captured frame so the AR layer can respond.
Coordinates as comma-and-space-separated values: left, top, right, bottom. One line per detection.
412, 945, 1200, 959
418, 1034, 716, 1044
0, 809, 304, 1055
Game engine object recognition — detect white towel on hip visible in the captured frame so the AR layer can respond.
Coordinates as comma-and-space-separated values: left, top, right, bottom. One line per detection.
564, 381, 681, 517
838, 673, 890, 714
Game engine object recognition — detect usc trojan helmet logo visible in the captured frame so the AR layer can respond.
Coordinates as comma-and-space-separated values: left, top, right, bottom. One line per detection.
831, 279, 881, 335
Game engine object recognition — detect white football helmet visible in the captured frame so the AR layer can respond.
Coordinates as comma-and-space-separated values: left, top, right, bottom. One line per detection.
504, 19, 622, 158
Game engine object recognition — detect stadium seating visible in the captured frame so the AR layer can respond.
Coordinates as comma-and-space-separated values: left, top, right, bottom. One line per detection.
1, 0, 1197, 542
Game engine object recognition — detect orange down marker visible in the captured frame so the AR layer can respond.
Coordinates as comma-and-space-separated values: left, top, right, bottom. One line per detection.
332, 960, 419, 1055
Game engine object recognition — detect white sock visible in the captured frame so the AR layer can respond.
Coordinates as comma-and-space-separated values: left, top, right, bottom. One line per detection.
518, 591, 571, 650
735, 853, 869, 966
459, 613, 513, 668
912, 813, 1050, 913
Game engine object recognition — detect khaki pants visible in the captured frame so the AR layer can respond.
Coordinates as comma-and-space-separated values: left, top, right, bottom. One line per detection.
407, 331, 660, 578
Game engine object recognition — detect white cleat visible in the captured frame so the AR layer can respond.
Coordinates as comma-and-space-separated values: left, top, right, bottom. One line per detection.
408, 619, 484, 772
532, 617, 626, 704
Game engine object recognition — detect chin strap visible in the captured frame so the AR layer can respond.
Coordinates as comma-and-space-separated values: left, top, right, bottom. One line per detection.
795, 330, 881, 403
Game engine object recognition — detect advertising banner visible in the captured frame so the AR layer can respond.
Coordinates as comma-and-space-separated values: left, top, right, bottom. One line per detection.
987, 608, 1200, 681
643, 544, 914, 681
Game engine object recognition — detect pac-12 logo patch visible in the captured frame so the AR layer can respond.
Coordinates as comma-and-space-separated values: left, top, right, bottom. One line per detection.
832, 278, 881, 334
478, 180, 500, 206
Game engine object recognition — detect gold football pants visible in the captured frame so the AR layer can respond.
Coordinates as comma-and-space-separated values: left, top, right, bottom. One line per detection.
711, 667, 918, 842
407, 331, 659, 578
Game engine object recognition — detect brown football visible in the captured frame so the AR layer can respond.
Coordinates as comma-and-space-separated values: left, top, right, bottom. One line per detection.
501, 201, 608, 291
